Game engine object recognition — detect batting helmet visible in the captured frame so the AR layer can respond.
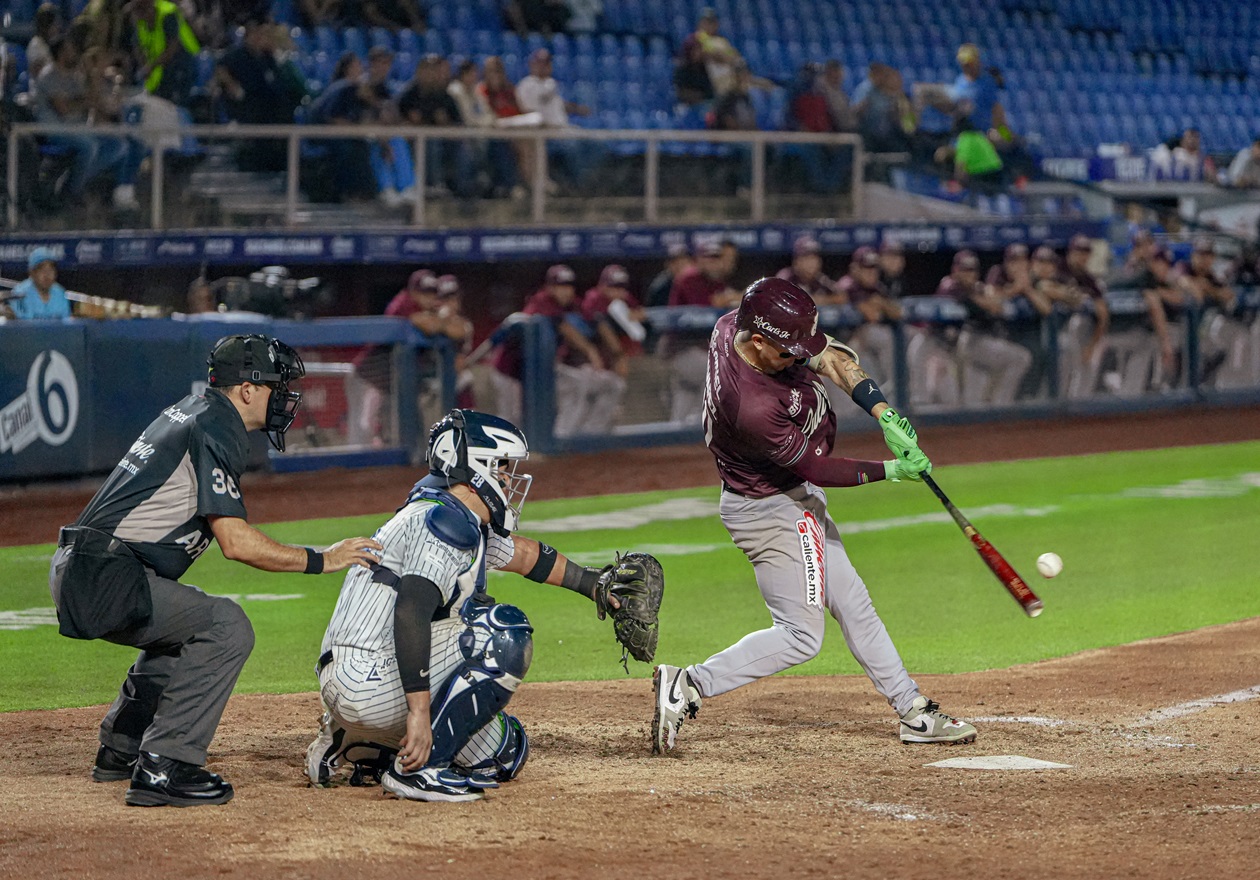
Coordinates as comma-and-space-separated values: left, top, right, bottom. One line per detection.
426, 409, 532, 536
734, 277, 827, 359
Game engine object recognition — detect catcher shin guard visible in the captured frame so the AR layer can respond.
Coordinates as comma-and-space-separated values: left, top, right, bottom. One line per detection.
454, 712, 530, 782
428, 603, 533, 767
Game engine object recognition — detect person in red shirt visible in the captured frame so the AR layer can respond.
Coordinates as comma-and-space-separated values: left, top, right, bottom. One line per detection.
664, 240, 742, 424
492, 264, 625, 438
775, 236, 842, 304
839, 246, 903, 385
582, 264, 647, 371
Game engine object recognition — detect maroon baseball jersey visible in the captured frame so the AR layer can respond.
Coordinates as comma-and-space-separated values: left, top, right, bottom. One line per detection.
669, 266, 729, 306
775, 267, 838, 302
581, 286, 643, 321
703, 311, 838, 497
1065, 265, 1106, 300
835, 272, 886, 306
493, 288, 583, 378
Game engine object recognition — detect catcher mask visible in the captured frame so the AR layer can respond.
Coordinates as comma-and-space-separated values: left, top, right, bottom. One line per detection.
207, 334, 305, 452
427, 409, 532, 536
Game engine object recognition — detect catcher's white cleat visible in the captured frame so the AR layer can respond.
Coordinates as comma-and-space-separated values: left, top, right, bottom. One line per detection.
306, 709, 344, 786
652, 664, 702, 755
899, 696, 977, 744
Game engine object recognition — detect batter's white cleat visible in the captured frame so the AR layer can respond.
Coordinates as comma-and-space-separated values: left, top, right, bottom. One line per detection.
899, 696, 977, 744
306, 710, 345, 786
382, 762, 484, 803
652, 664, 702, 755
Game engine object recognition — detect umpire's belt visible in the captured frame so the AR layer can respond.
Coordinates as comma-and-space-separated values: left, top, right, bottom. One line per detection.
58, 526, 130, 554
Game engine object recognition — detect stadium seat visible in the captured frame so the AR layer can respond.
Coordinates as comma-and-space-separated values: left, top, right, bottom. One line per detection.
397, 28, 420, 55
341, 27, 366, 58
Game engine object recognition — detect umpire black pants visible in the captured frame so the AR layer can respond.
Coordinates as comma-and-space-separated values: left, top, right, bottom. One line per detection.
50, 547, 255, 766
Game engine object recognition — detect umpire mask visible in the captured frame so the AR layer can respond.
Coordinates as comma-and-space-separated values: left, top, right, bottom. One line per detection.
207, 334, 306, 451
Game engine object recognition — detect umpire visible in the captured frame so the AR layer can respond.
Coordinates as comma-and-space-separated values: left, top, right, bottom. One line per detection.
49, 334, 381, 807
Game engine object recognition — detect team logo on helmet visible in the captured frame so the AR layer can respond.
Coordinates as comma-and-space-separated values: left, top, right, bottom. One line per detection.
753, 315, 789, 338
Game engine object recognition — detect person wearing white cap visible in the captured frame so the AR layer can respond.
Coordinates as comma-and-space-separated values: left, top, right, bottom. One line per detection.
9, 248, 72, 320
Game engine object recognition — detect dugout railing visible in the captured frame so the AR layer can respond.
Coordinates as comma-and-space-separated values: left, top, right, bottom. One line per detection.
5, 122, 866, 232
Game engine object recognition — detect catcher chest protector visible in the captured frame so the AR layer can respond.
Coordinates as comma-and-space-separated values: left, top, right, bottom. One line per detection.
427, 603, 534, 767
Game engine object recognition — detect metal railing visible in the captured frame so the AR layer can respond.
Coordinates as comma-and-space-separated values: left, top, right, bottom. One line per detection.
7, 122, 865, 230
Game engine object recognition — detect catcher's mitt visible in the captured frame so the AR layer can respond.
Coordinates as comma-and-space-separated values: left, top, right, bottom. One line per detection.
594, 551, 664, 672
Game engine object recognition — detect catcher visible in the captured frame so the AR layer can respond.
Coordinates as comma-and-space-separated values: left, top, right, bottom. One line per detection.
307, 409, 663, 802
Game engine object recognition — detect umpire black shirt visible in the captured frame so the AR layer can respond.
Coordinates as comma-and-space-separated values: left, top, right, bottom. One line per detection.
74, 389, 249, 580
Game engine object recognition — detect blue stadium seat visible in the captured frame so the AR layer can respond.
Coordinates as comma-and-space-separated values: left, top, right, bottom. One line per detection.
369, 27, 394, 50
341, 27, 366, 58
502, 31, 523, 58
397, 28, 420, 55
552, 54, 572, 82
392, 51, 415, 81
423, 29, 446, 55
473, 30, 500, 56
315, 26, 338, 54
574, 54, 596, 82
551, 33, 571, 57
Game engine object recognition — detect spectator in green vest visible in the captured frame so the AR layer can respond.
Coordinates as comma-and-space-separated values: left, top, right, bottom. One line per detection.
128, 0, 199, 107
935, 119, 1003, 186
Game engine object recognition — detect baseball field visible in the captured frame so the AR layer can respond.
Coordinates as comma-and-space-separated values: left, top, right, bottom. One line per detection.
1, 413, 1258, 879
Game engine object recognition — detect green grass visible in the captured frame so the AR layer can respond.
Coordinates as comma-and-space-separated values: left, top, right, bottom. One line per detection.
3, 441, 1258, 712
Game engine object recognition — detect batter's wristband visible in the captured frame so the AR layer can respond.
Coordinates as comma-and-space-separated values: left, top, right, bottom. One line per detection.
304, 547, 324, 575
851, 378, 888, 415
526, 542, 558, 583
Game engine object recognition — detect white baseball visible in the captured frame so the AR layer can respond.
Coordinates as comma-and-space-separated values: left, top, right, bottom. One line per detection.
1036, 552, 1063, 579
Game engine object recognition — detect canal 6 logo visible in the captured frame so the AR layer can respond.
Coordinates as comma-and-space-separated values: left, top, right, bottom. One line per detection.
0, 350, 80, 455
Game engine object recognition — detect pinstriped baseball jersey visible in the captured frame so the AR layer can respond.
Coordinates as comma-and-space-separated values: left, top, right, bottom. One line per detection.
320, 496, 516, 657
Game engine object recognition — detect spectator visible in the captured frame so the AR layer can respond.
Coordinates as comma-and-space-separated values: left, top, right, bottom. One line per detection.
478, 55, 536, 190
785, 63, 850, 194
984, 244, 1049, 318
361, 45, 417, 207
28, 3, 62, 81
184, 276, 217, 314
818, 60, 855, 132
710, 62, 756, 131
1177, 239, 1246, 387
298, 0, 347, 28
491, 264, 625, 438
564, 0, 602, 33
936, 249, 1032, 408
1111, 227, 1157, 289
214, 19, 306, 172
307, 53, 380, 201
515, 48, 591, 190
583, 263, 646, 371
1060, 234, 1111, 397
949, 44, 1006, 140
398, 54, 474, 198
129, 0, 200, 107
776, 235, 842, 304
359, 0, 426, 32
9, 248, 72, 320
1226, 137, 1260, 188
691, 7, 741, 96
449, 58, 522, 198
644, 242, 692, 307
936, 118, 1004, 186
79, 0, 131, 64
853, 63, 913, 153
673, 31, 715, 107
664, 239, 741, 424
34, 36, 142, 210
839, 246, 903, 385
1151, 128, 1215, 182
502, 0, 571, 37
879, 239, 906, 299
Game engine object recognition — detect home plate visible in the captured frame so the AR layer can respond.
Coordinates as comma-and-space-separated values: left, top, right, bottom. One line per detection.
926, 755, 1073, 770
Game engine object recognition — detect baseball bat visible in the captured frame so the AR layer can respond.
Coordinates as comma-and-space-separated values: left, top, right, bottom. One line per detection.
921, 473, 1044, 618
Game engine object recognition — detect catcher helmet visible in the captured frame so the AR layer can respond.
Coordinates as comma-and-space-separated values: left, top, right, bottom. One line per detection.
427, 409, 532, 536
735, 277, 827, 359
207, 334, 305, 452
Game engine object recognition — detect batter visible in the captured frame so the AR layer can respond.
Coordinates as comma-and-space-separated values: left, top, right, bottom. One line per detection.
652, 277, 977, 752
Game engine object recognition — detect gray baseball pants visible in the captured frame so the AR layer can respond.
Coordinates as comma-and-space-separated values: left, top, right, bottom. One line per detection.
687, 483, 920, 716
50, 546, 254, 766
957, 330, 1032, 407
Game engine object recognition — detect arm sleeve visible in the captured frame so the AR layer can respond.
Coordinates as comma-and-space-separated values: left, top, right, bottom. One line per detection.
790, 453, 887, 487
393, 574, 444, 693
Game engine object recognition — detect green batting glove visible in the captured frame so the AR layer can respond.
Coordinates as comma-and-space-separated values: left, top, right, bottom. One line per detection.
884, 449, 932, 482
878, 407, 924, 462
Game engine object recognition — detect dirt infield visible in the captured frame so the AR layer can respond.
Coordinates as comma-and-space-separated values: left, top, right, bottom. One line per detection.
2, 405, 1259, 879
1, 619, 1258, 880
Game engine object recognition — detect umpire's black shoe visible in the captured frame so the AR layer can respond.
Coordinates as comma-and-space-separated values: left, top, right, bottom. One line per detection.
125, 752, 234, 807
92, 744, 138, 782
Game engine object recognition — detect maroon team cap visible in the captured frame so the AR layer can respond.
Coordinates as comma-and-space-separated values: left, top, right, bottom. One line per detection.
852, 246, 880, 268
953, 250, 980, 270
1068, 234, 1093, 252
1032, 245, 1057, 262
409, 269, 437, 291
1004, 242, 1029, 261
600, 264, 630, 288
793, 235, 821, 257
546, 264, 576, 285
437, 273, 460, 296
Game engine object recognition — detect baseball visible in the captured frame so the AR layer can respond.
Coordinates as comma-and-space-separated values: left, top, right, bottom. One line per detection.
1036, 552, 1063, 579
